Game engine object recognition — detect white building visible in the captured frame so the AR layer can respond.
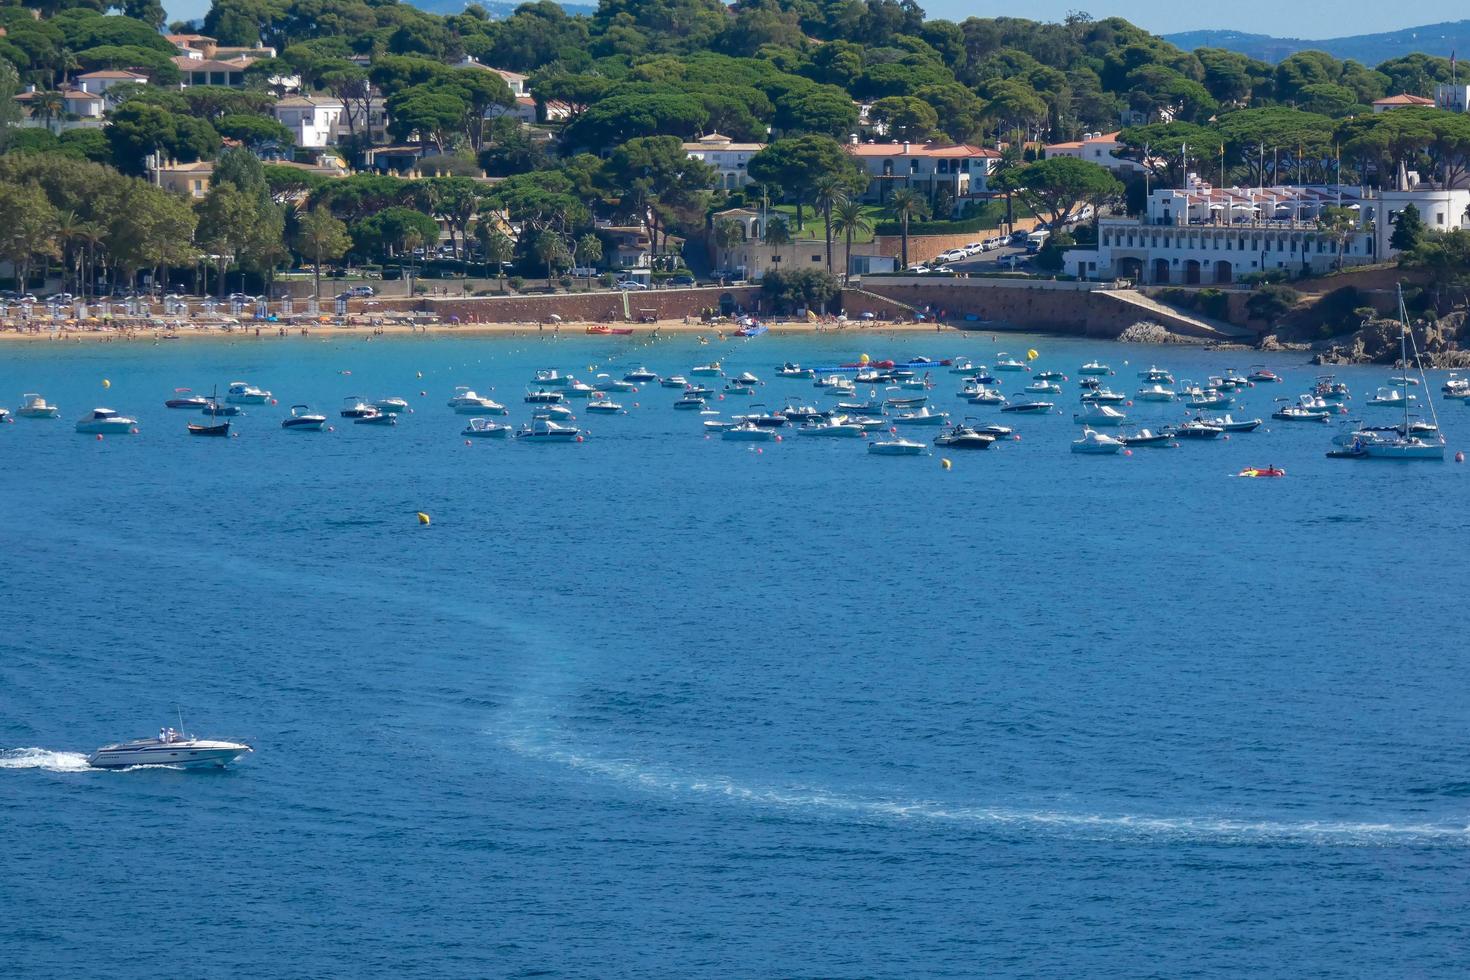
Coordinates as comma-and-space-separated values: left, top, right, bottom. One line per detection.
845, 141, 1002, 208
682, 133, 766, 190
1372, 93, 1436, 113
1065, 177, 1395, 284
1043, 131, 1145, 174
75, 69, 147, 98
273, 95, 345, 148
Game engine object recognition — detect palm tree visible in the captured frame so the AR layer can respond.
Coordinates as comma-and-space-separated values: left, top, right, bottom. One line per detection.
474, 220, 514, 292
53, 210, 86, 295
33, 90, 64, 135
764, 215, 791, 246
831, 201, 873, 283
887, 189, 929, 269
533, 228, 567, 287
75, 222, 106, 300
813, 175, 849, 275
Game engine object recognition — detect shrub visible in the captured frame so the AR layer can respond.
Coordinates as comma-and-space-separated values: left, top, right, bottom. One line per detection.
508, 276, 525, 291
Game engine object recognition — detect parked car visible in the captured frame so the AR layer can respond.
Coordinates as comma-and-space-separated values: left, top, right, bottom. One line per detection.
963, 242, 984, 256
616, 279, 648, 290
1009, 230, 1031, 245
668, 275, 695, 287
347, 285, 375, 297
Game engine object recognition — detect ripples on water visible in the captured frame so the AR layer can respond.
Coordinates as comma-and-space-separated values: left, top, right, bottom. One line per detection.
2, 332, 1467, 976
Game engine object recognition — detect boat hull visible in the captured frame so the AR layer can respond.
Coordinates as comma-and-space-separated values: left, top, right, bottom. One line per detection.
87, 741, 251, 769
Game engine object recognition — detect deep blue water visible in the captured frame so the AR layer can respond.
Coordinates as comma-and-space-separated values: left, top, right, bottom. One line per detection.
2, 329, 1468, 977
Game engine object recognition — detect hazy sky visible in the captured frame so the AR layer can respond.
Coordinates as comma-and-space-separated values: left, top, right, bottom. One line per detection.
160, 0, 1465, 40
920, 0, 1465, 38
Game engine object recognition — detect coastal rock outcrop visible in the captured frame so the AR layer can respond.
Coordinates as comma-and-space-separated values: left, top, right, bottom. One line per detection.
1311, 311, 1470, 367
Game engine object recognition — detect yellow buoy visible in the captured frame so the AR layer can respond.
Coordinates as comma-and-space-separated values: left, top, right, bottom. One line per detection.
1026, 349, 1039, 361
941, 458, 952, 470
416, 512, 430, 526
102, 378, 111, 388
859, 353, 870, 364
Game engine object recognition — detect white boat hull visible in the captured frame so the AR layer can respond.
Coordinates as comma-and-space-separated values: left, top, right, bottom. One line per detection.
87, 739, 251, 769
76, 419, 136, 434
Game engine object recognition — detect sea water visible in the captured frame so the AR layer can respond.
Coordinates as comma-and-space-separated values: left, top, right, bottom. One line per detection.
2, 330, 1467, 976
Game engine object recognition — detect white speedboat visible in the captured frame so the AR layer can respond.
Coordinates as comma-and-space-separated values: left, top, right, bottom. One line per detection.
374, 397, 410, 415
534, 404, 577, 421
798, 419, 864, 438
585, 399, 623, 414
1367, 387, 1413, 408
225, 381, 271, 404
87, 727, 251, 769
17, 393, 59, 418
1138, 366, 1175, 384
1080, 388, 1128, 404
340, 396, 377, 418
690, 362, 723, 377
948, 357, 976, 375
533, 369, 570, 387
623, 367, 659, 382
563, 380, 596, 399
673, 394, 706, 410
1135, 384, 1176, 402
281, 405, 327, 431
893, 406, 949, 426
453, 392, 507, 415
1078, 361, 1111, 376
516, 418, 581, 441
1071, 427, 1123, 454
993, 354, 1027, 372
722, 421, 774, 441
1074, 404, 1128, 426
524, 390, 565, 404
964, 386, 1006, 405
76, 408, 136, 434
1000, 400, 1052, 414
867, 437, 926, 455
1024, 380, 1062, 394
660, 375, 689, 389
776, 363, 815, 379
735, 371, 760, 385
463, 417, 511, 438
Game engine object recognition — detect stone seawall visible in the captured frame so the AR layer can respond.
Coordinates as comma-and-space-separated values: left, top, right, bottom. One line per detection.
367, 286, 765, 322
860, 279, 1148, 336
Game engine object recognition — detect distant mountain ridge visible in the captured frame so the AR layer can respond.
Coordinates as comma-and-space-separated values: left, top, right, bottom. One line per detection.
1163, 20, 1470, 65
407, 0, 596, 15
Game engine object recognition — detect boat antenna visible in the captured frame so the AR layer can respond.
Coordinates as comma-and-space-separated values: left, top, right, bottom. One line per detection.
177, 704, 186, 736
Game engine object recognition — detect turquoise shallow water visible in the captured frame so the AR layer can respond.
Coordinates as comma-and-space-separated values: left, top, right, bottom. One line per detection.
2, 329, 1468, 976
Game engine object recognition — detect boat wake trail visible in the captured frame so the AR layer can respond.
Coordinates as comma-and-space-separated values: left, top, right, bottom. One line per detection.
0, 748, 93, 773
497, 732, 1470, 848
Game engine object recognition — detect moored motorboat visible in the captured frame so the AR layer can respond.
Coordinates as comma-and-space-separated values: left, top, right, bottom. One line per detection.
1134, 384, 1176, 402
797, 418, 864, 438
374, 397, 410, 415
225, 381, 271, 404
660, 375, 689, 388
1272, 405, 1331, 422
340, 396, 377, 418
993, 354, 1027, 372
776, 363, 815, 379
1247, 365, 1282, 383
933, 423, 996, 449
1138, 366, 1175, 384
463, 417, 511, 438
690, 362, 723, 377
1080, 388, 1128, 404
673, 393, 706, 410
533, 369, 570, 387
1174, 419, 1224, 439
524, 389, 566, 404
585, 398, 623, 413
1071, 427, 1123, 454
867, 437, 926, 455
1078, 361, 1111, 376
76, 408, 136, 434
516, 417, 581, 441
564, 380, 596, 399
722, 421, 775, 441
17, 393, 60, 418
893, 406, 949, 426
187, 418, 230, 437
452, 392, 507, 415
1119, 428, 1175, 447
624, 367, 659, 382
281, 405, 327, 431
353, 410, 397, 426
1000, 400, 1052, 414
1366, 387, 1413, 408
87, 727, 252, 769
1074, 403, 1128, 426
1023, 380, 1062, 394
165, 393, 210, 409
1199, 414, 1261, 432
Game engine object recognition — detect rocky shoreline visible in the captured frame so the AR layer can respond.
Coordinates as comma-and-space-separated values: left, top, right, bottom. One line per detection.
1311, 311, 1470, 367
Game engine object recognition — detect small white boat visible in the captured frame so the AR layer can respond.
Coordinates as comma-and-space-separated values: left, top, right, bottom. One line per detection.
17, 393, 59, 418
340, 396, 377, 418
1074, 404, 1128, 426
993, 354, 1028, 372
1024, 380, 1062, 394
660, 375, 689, 388
690, 362, 723, 377
585, 399, 623, 414
1071, 427, 1123, 454
776, 363, 815, 379
447, 386, 493, 409
673, 394, 706, 410
948, 357, 977, 375
225, 381, 271, 404
1080, 388, 1127, 404
623, 367, 658, 382
722, 421, 774, 441
1135, 384, 1176, 402
535, 404, 577, 421
524, 390, 565, 404
1387, 375, 1420, 387
563, 380, 596, 399
1000, 400, 1052, 414
798, 419, 864, 438
453, 393, 507, 415
373, 397, 410, 415
88, 727, 251, 769
735, 371, 761, 385
1138, 366, 1175, 384
867, 437, 927, 455
463, 417, 511, 438
1367, 387, 1413, 407
964, 385, 1006, 405
516, 417, 581, 441
1078, 361, 1111, 376
75, 408, 136, 434
533, 369, 570, 387
281, 404, 326, 431
893, 406, 949, 426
